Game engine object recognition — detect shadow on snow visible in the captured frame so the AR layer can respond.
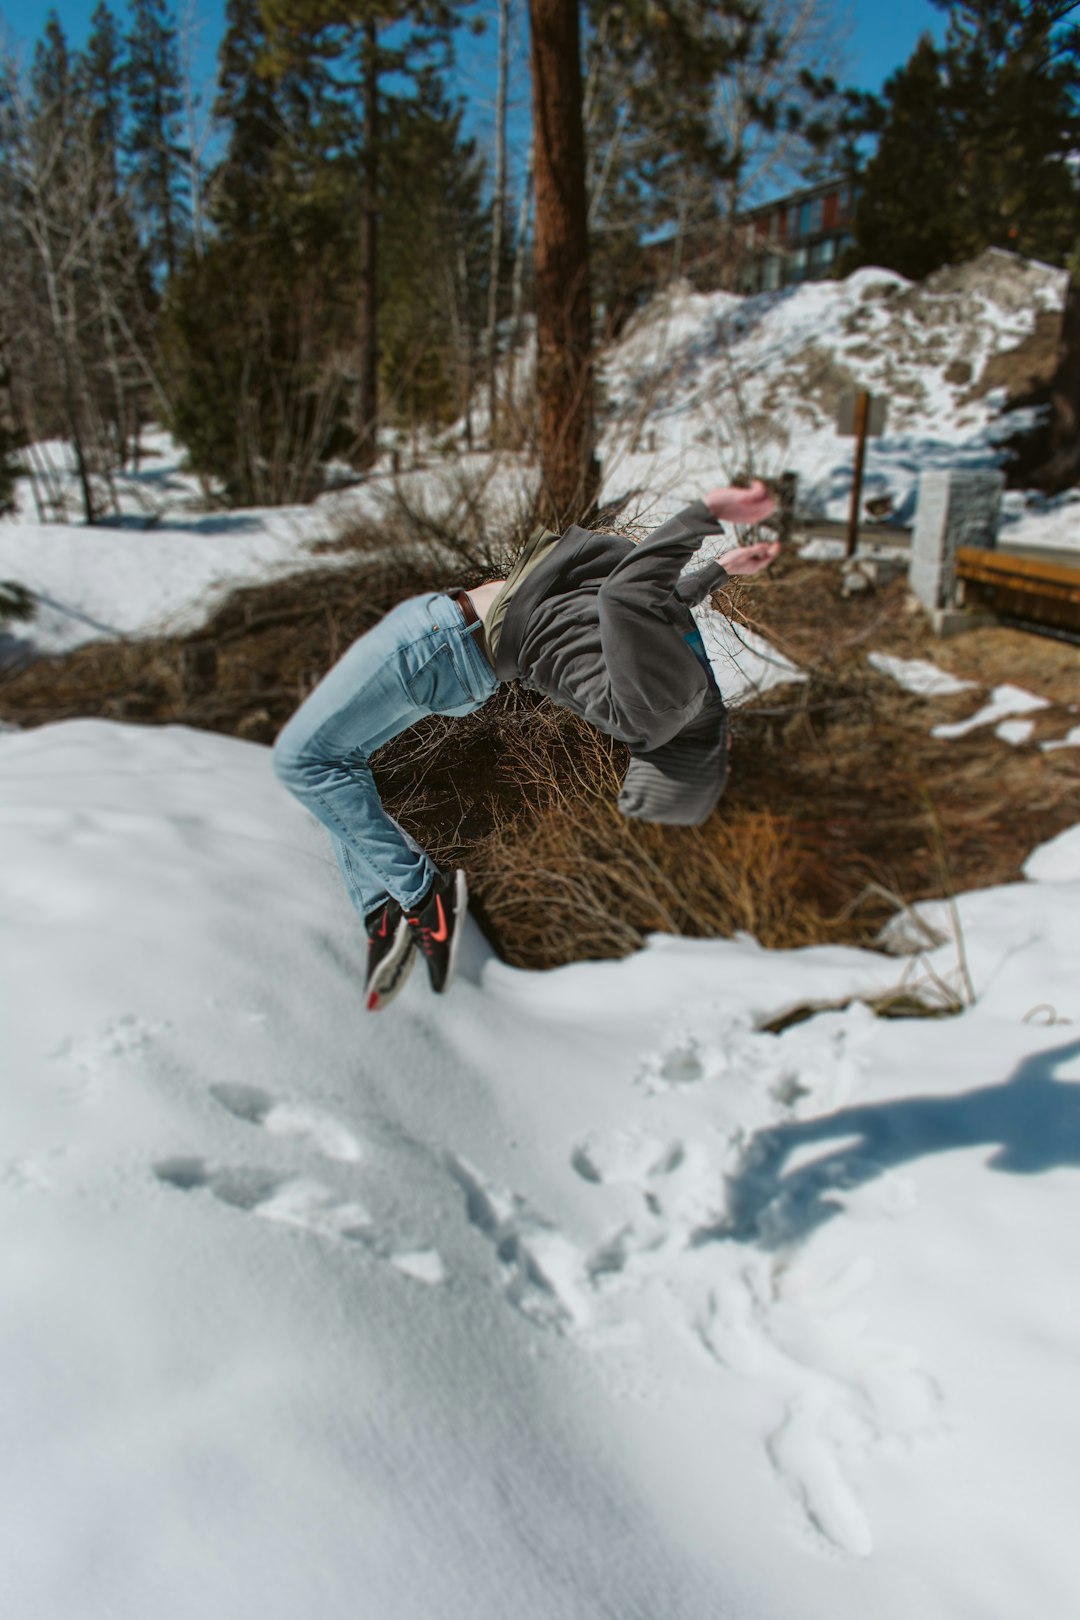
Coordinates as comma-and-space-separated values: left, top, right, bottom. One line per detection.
701, 1037, 1080, 1251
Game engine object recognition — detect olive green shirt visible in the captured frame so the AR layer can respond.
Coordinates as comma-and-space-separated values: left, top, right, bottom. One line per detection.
482, 525, 561, 664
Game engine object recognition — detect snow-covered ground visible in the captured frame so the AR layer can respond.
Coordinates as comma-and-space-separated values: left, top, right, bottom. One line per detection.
0, 429, 387, 661
2, 717, 1080, 1619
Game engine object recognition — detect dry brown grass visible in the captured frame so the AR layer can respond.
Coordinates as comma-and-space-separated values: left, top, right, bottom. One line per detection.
2, 526, 1077, 971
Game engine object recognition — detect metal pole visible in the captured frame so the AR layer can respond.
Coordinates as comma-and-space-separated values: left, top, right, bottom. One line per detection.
845, 389, 870, 558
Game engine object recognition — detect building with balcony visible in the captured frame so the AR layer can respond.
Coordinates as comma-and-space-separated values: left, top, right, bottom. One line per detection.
737, 177, 859, 293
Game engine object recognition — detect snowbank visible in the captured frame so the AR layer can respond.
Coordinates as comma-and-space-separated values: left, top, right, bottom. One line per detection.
3, 718, 1080, 1619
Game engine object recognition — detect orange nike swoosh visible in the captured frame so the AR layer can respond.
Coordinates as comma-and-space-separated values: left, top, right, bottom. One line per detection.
429, 895, 449, 943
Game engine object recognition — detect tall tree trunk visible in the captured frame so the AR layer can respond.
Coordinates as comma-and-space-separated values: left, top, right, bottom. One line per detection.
355, 14, 380, 470
504, 143, 533, 433
485, 0, 510, 442
1036, 273, 1080, 494
528, 0, 596, 526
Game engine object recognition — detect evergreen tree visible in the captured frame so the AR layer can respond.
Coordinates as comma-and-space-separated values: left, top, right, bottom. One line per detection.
166, 0, 487, 499
258, 0, 463, 466
81, 1, 157, 463
164, 0, 358, 503
940, 0, 1080, 266
582, 0, 729, 319
848, 37, 963, 279
30, 10, 79, 159
17, 14, 102, 518
378, 73, 490, 433
125, 0, 189, 277
83, 2, 125, 184
850, 0, 1080, 277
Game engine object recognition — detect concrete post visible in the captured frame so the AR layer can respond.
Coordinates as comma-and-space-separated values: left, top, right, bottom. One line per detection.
909, 468, 1005, 623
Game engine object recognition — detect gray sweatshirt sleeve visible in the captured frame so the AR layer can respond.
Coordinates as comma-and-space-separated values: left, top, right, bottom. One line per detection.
596, 501, 729, 751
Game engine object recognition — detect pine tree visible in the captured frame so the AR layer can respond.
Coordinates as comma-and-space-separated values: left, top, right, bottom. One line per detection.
83, 2, 125, 184
30, 10, 79, 159
81, 2, 157, 464
848, 37, 963, 279
582, 0, 728, 316
939, 0, 1080, 266
258, 0, 463, 467
19, 14, 101, 519
378, 74, 490, 435
126, 0, 189, 278
164, 0, 358, 503
850, 1, 1080, 277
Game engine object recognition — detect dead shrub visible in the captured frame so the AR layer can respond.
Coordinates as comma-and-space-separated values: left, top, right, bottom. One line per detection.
371, 687, 845, 968
473, 801, 835, 970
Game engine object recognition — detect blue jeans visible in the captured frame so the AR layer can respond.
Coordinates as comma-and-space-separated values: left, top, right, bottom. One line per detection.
273, 592, 498, 921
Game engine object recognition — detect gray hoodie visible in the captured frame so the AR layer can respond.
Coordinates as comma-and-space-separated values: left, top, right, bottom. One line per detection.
494, 501, 734, 825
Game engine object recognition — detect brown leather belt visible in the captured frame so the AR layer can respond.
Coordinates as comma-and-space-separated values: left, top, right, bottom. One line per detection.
447, 586, 480, 628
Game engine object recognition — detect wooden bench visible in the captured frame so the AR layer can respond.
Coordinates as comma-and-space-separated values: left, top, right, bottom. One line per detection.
956, 546, 1080, 636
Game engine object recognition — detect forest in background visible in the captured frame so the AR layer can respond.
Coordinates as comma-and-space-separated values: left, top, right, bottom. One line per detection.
1, 0, 1079, 526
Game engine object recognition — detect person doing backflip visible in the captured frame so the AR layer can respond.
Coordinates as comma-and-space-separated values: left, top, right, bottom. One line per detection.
273, 479, 779, 1010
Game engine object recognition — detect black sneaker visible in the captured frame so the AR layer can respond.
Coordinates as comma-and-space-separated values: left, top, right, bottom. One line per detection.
405, 869, 468, 994
364, 898, 415, 1012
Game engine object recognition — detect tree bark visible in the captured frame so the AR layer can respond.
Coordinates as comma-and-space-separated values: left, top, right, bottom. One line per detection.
355, 14, 380, 470
528, 0, 597, 526
485, 0, 509, 442
1037, 274, 1080, 494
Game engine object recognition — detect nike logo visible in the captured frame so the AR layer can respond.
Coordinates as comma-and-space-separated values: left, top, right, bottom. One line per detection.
429, 895, 449, 943
377, 912, 389, 938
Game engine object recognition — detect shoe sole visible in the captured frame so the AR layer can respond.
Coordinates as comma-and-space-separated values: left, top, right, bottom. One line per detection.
366, 918, 417, 1012
438, 868, 469, 995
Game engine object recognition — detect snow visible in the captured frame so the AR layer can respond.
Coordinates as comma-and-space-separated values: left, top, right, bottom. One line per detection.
1023, 823, 1080, 882
0, 432, 387, 660
867, 651, 976, 697
931, 683, 1049, 739
3, 717, 1080, 1619
1042, 723, 1080, 753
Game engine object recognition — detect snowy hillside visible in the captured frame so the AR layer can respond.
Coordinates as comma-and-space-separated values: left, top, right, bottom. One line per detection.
1, 251, 1075, 663
600, 249, 1071, 540
2, 718, 1080, 1619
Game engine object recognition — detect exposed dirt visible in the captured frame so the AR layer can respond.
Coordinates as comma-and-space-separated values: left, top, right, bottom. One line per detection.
961, 308, 1062, 405
1, 543, 1076, 969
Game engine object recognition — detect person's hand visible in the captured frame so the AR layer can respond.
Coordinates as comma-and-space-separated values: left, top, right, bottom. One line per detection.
719, 538, 781, 577
703, 479, 776, 526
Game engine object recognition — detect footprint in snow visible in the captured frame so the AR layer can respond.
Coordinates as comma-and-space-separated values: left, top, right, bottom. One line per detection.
209, 1082, 362, 1163
571, 1128, 685, 1187
152, 1156, 372, 1241
636, 1039, 707, 1093
448, 1154, 591, 1332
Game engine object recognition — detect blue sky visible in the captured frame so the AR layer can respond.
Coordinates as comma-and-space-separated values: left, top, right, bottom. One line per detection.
0, 0, 948, 94
0, 0, 948, 183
